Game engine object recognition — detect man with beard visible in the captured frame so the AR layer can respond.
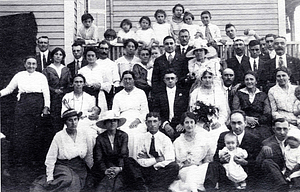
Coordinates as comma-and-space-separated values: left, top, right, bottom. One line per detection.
264, 36, 300, 85
96, 40, 120, 109
225, 38, 249, 85
67, 42, 88, 78
36, 36, 51, 72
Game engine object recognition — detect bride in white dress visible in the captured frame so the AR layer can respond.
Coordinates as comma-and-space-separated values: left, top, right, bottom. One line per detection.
189, 68, 229, 153
169, 112, 213, 192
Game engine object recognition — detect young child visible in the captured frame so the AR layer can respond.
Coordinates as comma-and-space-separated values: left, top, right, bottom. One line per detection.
293, 86, 300, 119
103, 29, 119, 46
76, 13, 99, 45
151, 45, 162, 62
219, 133, 248, 190
284, 129, 300, 188
136, 16, 158, 48
181, 11, 202, 44
170, 4, 185, 44
152, 9, 172, 46
117, 19, 136, 43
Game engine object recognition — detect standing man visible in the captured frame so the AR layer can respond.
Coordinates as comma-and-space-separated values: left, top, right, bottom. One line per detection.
222, 68, 241, 111
96, 40, 120, 109
36, 36, 51, 72
265, 34, 277, 60
242, 40, 267, 89
204, 110, 261, 190
226, 39, 249, 85
265, 36, 300, 85
123, 112, 179, 191
67, 42, 88, 78
153, 69, 189, 141
259, 37, 269, 59
175, 29, 193, 56
199, 10, 221, 44
256, 118, 290, 191
152, 36, 188, 96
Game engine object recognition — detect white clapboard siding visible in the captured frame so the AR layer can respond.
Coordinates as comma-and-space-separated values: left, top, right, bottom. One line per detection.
106, 0, 279, 38
0, 0, 65, 49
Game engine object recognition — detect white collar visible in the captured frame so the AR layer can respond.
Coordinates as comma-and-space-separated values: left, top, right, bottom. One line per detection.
223, 84, 232, 91
76, 57, 83, 62
239, 87, 261, 95
166, 52, 176, 58
166, 86, 176, 92
235, 130, 245, 144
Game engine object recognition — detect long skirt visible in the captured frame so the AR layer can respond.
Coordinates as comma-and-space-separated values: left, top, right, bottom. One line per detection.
30, 157, 87, 192
12, 92, 44, 165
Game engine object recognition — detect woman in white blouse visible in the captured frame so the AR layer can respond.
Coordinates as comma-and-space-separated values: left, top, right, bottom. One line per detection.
31, 109, 93, 192
170, 112, 213, 192
0, 56, 50, 167
79, 47, 108, 112
268, 67, 298, 129
112, 70, 149, 158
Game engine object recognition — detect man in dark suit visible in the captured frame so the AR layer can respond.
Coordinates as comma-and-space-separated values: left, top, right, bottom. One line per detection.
242, 40, 267, 90
36, 36, 51, 72
204, 110, 261, 190
152, 36, 188, 96
175, 29, 193, 57
67, 42, 88, 78
264, 34, 277, 60
256, 118, 290, 191
226, 38, 249, 85
265, 36, 300, 85
153, 69, 189, 141
259, 37, 270, 61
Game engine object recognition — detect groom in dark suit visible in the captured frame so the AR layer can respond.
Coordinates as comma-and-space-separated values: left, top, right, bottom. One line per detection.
152, 36, 188, 96
153, 69, 189, 141
204, 110, 261, 190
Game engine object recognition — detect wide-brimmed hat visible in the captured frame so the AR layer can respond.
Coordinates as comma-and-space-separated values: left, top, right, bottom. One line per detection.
186, 41, 209, 58
96, 110, 126, 129
205, 46, 217, 58
62, 109, 82, 122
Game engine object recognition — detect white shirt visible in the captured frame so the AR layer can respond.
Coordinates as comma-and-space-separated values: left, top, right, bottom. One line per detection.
0, 71, 50, 108
239, 87, 261, 103
179, 45, 189, 54
45, 128, 93, 181
136, 28, 156, 46
249, 57, 259, 71
75, 57, 83, 68
153, 22, 172, 46
61, 92, 95, 117
269, 50, 276, 59
117, 29, 136, 41
116, 56, 140, 78
199, 23, 221, 42
166, 52, 176, 61
136, 131, 175, 169
275, 54, 287, 68
235, 130, 245, 146
96, 58, 120, 92
166, 86, 176, 121
235, 55, 243, 64
78, 63, 104, 87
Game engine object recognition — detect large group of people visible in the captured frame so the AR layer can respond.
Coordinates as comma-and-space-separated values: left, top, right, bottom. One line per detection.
1, 3, 300, 192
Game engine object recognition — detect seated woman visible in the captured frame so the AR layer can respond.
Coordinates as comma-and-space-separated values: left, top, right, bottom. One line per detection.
112, 71, 149, 158
133, 48, 153, 98
91, 110, 128, 191
169, 112, 213, 192
61, 74, 95, 118
268, 67, 298, 129
31, 109, 93, 192
232, 71, 272, 141
189, 68, 229, 153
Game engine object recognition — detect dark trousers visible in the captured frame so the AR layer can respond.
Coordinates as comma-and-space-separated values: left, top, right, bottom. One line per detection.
123, 157, 179, 190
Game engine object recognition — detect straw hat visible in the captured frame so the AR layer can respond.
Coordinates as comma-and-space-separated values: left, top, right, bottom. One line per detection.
62, 109, 82, 122
96, 110, 126, 129
186, 41, 209, 58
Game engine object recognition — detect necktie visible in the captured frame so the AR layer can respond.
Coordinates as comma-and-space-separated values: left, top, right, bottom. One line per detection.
149, 136, 159, 158
182, 48, 185, 54
279, 56, 284, 67
205, 25, 213, 41
75, 60, 79, 75
253, 60, 257, 71
168, 54, 173, 64
42, 54, 47, 70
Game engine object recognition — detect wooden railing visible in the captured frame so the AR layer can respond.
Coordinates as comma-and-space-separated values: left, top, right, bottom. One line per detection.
107, 41, 300, 61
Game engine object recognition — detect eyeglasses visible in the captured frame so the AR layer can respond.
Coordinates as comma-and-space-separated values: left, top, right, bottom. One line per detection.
140, 53, 149, 56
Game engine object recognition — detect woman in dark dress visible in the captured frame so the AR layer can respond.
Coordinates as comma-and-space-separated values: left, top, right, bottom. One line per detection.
43, 47, 72, 132
92, 110, 128, 191
232, 70, 272, 140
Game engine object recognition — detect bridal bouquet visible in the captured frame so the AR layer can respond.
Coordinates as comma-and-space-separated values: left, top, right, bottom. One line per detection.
193, 101, 219, 131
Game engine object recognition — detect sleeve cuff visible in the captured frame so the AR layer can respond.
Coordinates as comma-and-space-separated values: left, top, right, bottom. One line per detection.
162, 121, 169, 129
